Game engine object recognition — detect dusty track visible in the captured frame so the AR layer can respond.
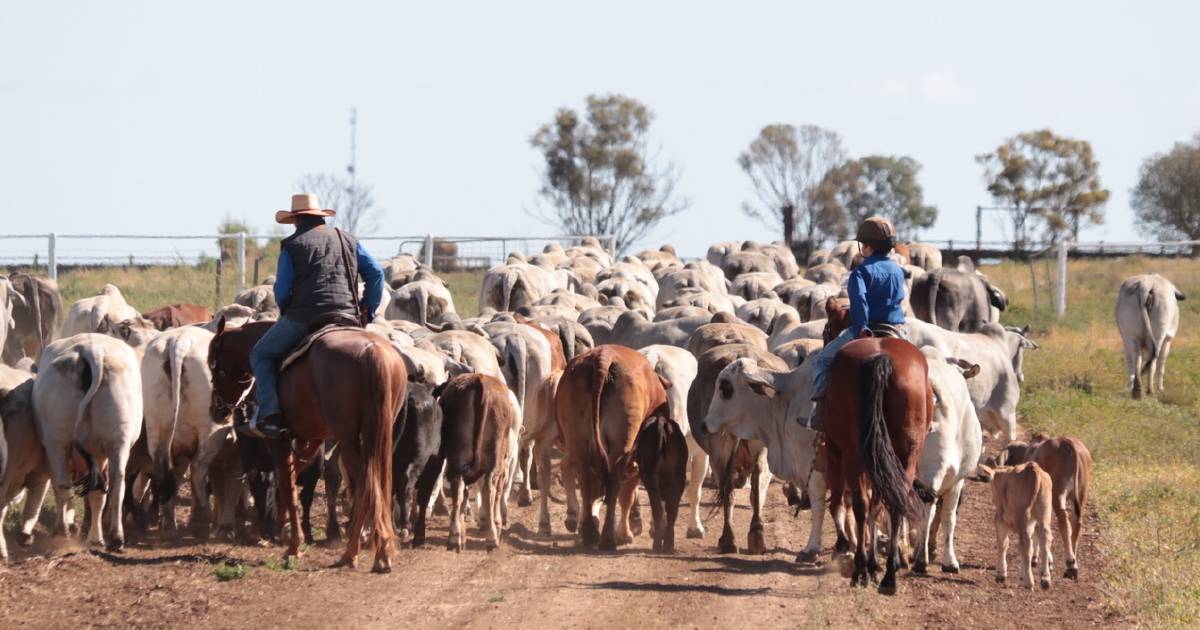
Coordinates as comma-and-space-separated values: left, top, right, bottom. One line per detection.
0, 468, 1114, 629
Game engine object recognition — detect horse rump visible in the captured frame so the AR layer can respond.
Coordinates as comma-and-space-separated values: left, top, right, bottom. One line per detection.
857, 353, 921, 519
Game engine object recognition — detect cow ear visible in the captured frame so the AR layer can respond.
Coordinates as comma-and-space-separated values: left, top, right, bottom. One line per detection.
656, 373, 673, 392
824, 297, 841, 318
432, 380, 449, 398
96, 315, 111, 334
949, 358, 980, 380
118, 321, 133, 341
1021, 337, 1040, 350
975, 464, 994, 482
747, 379, 777, 398
215, 316, 226, 336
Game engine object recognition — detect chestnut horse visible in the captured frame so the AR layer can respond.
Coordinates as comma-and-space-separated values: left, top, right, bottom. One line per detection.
819, 298, 933, 594
208, 319, 406, 573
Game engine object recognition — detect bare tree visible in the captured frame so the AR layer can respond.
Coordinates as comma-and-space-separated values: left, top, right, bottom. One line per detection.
738, 124, 847, 254
295, 172, 381, 235
530, 94, 688, 254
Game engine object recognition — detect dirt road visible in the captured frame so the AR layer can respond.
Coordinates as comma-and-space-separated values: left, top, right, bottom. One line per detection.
0, 471, 1115, 629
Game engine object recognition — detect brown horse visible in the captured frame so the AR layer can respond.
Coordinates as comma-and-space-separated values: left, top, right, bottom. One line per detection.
819, 298, 934, 594
208, 319, 406, 573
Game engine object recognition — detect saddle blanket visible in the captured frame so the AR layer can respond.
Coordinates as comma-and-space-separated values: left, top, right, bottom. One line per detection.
280, 324, 364, 372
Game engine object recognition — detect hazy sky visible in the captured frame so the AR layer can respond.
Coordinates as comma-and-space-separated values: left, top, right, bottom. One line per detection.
4, 1, 1198, 258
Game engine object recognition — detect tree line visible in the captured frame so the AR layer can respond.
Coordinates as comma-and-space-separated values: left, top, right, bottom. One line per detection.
530, 93, 1200, 255
281, 95, 1199, 257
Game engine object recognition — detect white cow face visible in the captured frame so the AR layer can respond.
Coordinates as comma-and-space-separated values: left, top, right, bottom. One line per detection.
704, 358, 776, 439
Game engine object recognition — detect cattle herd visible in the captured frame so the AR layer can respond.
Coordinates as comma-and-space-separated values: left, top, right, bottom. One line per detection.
0, 237, 1186, 595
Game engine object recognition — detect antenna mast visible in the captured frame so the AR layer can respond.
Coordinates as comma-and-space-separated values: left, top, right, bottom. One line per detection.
347, 107, 357, 191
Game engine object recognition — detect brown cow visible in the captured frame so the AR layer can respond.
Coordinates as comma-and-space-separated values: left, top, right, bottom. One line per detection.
998, 433, 1092, 579
556, 345, 670, 550
979, 461, 1054, 590
434, 373, 520, 552
635, 413, 688, 554
142, 303, 214, 331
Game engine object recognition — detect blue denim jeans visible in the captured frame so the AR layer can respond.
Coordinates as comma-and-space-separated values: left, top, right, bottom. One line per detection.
249, 316, 309, 417
811, 328, 856, 398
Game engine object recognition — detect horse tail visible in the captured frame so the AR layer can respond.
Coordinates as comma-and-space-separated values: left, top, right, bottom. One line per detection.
592, 351, 614, 498
73, 342, 106, 496
358, 341, 398, 558
857, 353, 919, 519
152, 334, 191, 503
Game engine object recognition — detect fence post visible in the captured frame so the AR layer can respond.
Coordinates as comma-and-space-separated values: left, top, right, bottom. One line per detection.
47, 233, 57, 281
215, 256, 223, 312
1055, 240, 1069, 319
423, 234, 434, 268
237, 232, 247, 291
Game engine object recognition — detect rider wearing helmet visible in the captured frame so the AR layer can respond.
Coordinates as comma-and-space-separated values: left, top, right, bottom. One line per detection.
806, 216, 907, 431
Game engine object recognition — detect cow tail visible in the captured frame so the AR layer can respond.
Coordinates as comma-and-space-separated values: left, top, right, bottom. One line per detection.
72, 343, 106, 496
925, 274, 939, 327
1071, 443, 1087, 520
505, 336, 528, 414
153, 335, 191, 503
31, 279, 45, 352
1139, 286, 1158, 376
357, 341, 397, 560
501, 271, 516, 312
858, 353, 919, 520
592, 352, 613, 498
559, 327, 575, 361
471, 378, 491, 482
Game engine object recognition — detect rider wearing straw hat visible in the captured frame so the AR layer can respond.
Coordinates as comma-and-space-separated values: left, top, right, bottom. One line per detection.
242, 193, 385, 439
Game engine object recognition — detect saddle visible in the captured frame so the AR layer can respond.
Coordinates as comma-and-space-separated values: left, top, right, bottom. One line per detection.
866, 322, 907, 339
280, 313, 363, 372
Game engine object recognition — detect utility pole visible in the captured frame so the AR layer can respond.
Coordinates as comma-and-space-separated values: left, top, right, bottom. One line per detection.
975, 205, 982, 252
347, 107, 357, 192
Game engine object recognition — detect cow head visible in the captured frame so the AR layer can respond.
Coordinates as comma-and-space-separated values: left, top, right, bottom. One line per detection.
703, 358, 777, 440
1003, 325, 1039, 384
100, 315, 159, 359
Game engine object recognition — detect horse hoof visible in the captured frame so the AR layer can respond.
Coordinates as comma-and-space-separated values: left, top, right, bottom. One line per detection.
371, 562, 392, 574
686, 527, 704, 540
746, 531, 767, 555
564, 518, 578, 534
912, 561, 927, 575
796, 549, 820, 565
332, 556, 354, 569
1065, 566, 1079, 580
517, 494, 533, 508
537, 521, 552, 537
878, 581, 897, 596
106, 537, 125, 553
942, 564, 960, 574
718, 538, 737, 554
599, 538, 618, 553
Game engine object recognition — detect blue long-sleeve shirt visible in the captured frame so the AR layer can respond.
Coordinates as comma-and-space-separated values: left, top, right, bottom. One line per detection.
846, 253, 907, 336
274, 241, 385, 316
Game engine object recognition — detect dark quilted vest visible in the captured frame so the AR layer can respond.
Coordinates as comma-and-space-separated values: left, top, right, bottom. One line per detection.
280, 224, 358, 324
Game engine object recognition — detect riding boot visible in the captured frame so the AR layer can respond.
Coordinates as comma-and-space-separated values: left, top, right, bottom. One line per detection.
238, 407, 289, 440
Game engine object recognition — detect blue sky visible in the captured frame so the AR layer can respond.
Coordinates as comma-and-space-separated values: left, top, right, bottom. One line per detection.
3, 1, 1197, 257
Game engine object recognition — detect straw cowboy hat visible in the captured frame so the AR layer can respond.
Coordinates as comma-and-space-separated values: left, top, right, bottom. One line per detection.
275, 193, 337, 225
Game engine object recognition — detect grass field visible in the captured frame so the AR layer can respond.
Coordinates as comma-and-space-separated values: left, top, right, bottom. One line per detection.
987, 257, 1200, 627
46, 255, 1200, 626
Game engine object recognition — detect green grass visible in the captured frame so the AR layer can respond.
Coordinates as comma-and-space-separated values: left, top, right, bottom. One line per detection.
47, 262, 487, 317
987, 257, 1200, 627
213, 561, 249, 582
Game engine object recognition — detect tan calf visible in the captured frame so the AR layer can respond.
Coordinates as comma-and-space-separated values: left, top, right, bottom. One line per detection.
981, 461, 1054, 590
1003, 434, 1093, 579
